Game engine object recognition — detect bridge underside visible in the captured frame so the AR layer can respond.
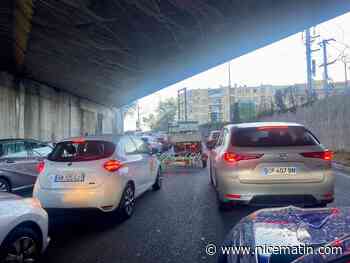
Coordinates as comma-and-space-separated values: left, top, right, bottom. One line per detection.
1, 0, 350, 107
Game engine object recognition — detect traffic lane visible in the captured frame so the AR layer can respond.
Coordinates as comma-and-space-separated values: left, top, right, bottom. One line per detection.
332, 168, 350, 207
13, 167, 350, 263
37, 167, 255, 263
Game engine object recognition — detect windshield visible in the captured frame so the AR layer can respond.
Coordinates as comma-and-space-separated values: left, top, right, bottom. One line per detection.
1, 3, 350, 263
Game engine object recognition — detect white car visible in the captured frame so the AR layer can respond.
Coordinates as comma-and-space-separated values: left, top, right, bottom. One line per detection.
33, 135, 162, 219
0, 193, 49, 262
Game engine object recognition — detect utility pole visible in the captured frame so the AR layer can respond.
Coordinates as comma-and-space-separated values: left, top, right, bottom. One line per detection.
319, 39, 336, 96
228, 62, 232, 122
304, 28, 320, 99
305, 29, 313, 94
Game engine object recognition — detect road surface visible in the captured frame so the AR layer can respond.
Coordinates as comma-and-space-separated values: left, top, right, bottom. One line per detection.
16, 167, 350, 263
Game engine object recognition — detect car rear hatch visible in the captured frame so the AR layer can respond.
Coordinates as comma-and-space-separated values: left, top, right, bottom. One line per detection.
230, 126, 331, 184
39, 139, 116, 189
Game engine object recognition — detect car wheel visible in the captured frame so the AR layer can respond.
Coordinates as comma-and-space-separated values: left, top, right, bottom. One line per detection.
152, 169, 162, 191
118, 183, 135, 219
0, 178, 11, 192
0, 227, 41, 263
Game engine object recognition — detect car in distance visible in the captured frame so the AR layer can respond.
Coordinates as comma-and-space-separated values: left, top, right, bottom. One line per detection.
0, 192, 49, 262
208, 122, 334, 209
140, 136, 163, 154
0, 139, 53, 193
33, 134, 162, 219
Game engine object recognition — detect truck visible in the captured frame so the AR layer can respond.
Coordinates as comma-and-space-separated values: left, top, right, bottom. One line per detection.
165, 121, 207, 168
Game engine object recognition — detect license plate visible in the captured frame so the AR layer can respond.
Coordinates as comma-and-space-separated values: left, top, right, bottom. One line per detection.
262, 167, 297, 176
54, 174, 85, 182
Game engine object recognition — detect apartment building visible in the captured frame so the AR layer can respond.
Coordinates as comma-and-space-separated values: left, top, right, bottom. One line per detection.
183, 81, 347, 124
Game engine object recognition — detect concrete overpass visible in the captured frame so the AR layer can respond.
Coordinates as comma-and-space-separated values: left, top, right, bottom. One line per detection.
1, 0, 350, 140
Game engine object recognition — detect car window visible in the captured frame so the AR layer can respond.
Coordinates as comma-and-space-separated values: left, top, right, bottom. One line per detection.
222, 129, 230, 146
0, 141, 28, 158
48, 140, 115, 162
215, 131, 224, 147
120, 136, 138, 155
26, 141, 52, 157
232, 126, 319, 147
132, 137, 149, 154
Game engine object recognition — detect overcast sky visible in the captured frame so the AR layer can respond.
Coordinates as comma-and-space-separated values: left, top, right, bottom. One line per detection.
125, 11, 350, 131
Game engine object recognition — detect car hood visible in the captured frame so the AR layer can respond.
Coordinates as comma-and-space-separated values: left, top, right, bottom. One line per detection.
220, 206, 350, 263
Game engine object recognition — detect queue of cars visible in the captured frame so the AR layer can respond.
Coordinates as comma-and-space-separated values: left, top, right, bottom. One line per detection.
0, 122, 339, 262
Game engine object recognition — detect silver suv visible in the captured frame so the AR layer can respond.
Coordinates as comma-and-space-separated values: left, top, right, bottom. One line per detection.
208, 122, 334, 209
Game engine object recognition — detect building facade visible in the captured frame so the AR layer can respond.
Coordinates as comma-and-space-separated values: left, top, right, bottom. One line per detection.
183, 81, 347, 124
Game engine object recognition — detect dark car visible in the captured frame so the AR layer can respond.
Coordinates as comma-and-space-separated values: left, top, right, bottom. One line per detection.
0, 139, 53, 192
219, 206, 350, 263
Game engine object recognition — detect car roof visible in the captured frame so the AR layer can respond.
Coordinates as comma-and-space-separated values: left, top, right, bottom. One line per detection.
0, 138, 43, 143
60, 134, 121, 143
225, 122, 303, 130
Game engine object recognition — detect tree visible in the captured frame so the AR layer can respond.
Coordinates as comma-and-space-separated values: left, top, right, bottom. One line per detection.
142, 114, 156, 130
143, 98, 177, 131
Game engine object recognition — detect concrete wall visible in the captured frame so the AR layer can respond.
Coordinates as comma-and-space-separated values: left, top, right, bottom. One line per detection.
0, 72, 123, 141
259, 93, 350, 151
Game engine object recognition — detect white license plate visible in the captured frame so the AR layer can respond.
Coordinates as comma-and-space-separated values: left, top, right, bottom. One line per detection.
262, 167, 297, 176
54, 174, 85, 182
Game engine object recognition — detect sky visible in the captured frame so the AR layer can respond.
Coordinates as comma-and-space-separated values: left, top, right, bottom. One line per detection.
125, 11, 350, 131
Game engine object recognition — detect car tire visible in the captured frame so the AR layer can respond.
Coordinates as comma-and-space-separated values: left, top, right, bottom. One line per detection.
0, 226, 41, 263
152, 169, 162, 191
218, 200, 233, 211
0, 177, 11, 193
117, 183, 135, 220
202, 160, 207, 168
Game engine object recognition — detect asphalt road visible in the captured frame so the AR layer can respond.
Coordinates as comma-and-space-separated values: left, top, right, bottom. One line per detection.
16, 167, 350, 263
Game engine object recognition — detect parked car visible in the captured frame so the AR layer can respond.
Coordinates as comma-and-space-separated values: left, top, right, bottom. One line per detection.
219, 206, 350, 263
0, 192, 49, 262
140, 136, 163, 154
208, 122, 334, 209
0, 139, 53, 192
33, 134, 162, 219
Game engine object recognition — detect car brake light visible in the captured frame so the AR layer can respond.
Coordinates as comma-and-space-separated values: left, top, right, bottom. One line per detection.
103, 160, 123, 172
257, 125, 288, 131
36, 161, 45, 173
300, 150, 333, 160
72, 137, 85, 144
223, 152, 263, 163
225, 194, 241, 199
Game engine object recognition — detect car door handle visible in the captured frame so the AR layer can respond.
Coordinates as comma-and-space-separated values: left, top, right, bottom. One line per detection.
5, 159, 15, 164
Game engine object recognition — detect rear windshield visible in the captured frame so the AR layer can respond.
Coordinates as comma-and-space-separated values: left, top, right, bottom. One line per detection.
232, 126, 319, 147
48, 140, 115, 162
